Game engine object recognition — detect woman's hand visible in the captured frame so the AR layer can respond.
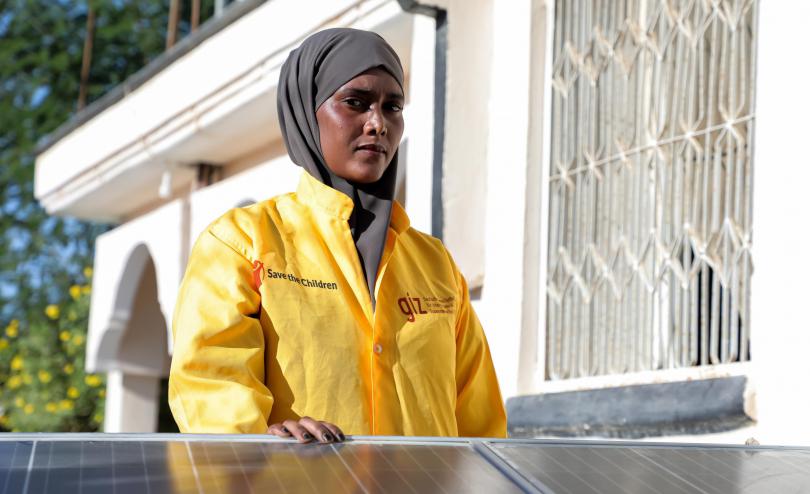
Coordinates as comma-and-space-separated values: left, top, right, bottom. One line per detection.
267, 417, 345, 443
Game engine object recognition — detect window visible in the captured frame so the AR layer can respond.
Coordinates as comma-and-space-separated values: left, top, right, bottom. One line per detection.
545, 0, 757, 379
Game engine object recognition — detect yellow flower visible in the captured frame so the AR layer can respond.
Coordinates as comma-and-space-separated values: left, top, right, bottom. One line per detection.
23, 404, 34, 415
38, 370, 52, 383
45, 402, 57, 413
5, 325, 17, 338
5, 319, 19, 333
93, 413, 103, 424
99, 389, 106, 398
10, 355, 23, 370
7, 376, 21, 389
67, 387, 80, 399
0, 415, 7, 426
0, 338, 8, 350
59, 331, 71, 342
83, 266, 93, 278
13, 397, 24, 408
72, 334, 84, 346
69, 285, 82, 300
59, 400, 74, 410
67, 312, 77, 322
63, 363, 75, 374
85, 375, 102, 387
81, 285, 91, 295
45, 304, 60, 320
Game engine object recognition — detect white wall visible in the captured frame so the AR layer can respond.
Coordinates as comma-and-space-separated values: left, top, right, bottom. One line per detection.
426, 0, 494, 288
104, 371, 161, 433
87, 200, 184, 369
402, 14, 436, 235
748, 1, 810, 446
189, 150, 301, 246
478, 0, 534, 401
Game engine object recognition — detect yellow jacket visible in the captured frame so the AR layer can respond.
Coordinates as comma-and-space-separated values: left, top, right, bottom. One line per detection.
169, 171, 507, 437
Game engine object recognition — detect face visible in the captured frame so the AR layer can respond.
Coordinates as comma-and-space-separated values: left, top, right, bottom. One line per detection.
316, 67, 404, 184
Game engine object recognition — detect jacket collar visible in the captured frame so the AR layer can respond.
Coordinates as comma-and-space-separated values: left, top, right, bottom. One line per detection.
296, 171, 411, 234
297, 170, 354, 220
389, 200, 410, 235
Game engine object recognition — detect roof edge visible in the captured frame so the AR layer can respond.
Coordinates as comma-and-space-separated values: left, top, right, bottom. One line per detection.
35, 0, 268, 156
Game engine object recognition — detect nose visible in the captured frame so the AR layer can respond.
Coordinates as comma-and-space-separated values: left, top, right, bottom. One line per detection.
363, 106, 387, 136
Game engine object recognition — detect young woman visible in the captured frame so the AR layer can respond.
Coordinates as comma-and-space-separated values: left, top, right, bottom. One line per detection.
169, 28, 506, 443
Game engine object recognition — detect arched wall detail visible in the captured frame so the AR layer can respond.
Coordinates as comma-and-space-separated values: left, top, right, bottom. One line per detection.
86, 199, 184, 371
95, 243, 170, 377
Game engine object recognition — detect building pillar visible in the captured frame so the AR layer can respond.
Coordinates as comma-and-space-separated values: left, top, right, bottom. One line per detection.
480, 0, 534, 400
103, 370, 160, 433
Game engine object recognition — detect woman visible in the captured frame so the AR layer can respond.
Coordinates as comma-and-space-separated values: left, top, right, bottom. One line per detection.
169, 28, 506, 442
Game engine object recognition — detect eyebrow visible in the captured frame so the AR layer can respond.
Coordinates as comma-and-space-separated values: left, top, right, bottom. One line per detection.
341, 87, 404, 101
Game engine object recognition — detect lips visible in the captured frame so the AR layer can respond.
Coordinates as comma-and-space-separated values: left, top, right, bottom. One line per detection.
356, 143, 386, 154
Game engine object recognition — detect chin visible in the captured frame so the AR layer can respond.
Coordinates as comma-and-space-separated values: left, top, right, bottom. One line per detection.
345, 163, 388, 184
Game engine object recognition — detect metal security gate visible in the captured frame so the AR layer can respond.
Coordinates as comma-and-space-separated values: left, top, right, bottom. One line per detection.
545, 0, 757, 380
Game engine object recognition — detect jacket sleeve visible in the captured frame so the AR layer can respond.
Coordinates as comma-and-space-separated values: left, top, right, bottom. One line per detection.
168, 227, 273, 434
452, 259, 508, 438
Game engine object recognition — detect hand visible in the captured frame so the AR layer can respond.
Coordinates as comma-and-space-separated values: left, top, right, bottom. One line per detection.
267, 416, 345, 443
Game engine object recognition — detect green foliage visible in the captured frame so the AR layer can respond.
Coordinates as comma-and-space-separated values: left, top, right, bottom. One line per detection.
0, 0, 216, 431
0, 269, 105, 431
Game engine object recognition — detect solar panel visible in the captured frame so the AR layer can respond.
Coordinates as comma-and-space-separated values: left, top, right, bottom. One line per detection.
0, 434, 808, 493
490, 440, 810, 494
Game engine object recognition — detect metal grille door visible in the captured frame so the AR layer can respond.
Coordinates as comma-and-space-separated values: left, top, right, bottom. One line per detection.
545, 0, 758, 380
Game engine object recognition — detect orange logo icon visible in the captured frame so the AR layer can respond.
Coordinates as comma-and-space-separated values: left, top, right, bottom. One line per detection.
252, 260, 265, 289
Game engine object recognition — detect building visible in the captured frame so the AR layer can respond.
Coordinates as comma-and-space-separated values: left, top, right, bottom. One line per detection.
34, 0, 810, 445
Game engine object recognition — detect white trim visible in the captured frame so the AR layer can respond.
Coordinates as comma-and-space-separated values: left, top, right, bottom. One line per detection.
529, 361, 753, 395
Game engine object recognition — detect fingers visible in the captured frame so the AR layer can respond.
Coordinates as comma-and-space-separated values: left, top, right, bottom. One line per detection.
283, 419, 315, 443
321, 422, 346, 442
299, 416, 337, 443
266, 423, 292, 438
269, 418, 346, 444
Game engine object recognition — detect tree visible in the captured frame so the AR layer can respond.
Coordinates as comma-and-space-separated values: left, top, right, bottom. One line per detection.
0, 0, 215, 431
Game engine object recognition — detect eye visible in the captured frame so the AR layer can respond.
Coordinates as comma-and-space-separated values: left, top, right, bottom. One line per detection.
343, 98, 366, 110
386, 102, 403, 112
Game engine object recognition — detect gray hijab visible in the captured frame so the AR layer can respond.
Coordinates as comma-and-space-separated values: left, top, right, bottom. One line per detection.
277, 28, 404, 308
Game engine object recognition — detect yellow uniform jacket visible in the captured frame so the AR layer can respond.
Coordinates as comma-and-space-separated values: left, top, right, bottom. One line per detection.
169, 171, 507, 437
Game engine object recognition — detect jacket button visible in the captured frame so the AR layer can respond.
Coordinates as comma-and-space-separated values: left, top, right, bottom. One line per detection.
373, 343, 383, 355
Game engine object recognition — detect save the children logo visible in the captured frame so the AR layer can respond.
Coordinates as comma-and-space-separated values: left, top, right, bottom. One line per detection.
398, 293, 455, 322
252, 260, 337, 291
252, 260, 265, 289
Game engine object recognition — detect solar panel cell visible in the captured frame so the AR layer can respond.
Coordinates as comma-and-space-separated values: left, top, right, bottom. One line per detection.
0, 441, 33, 494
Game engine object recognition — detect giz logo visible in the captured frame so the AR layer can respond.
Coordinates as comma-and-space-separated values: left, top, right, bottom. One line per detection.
398, 293, 427, 322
